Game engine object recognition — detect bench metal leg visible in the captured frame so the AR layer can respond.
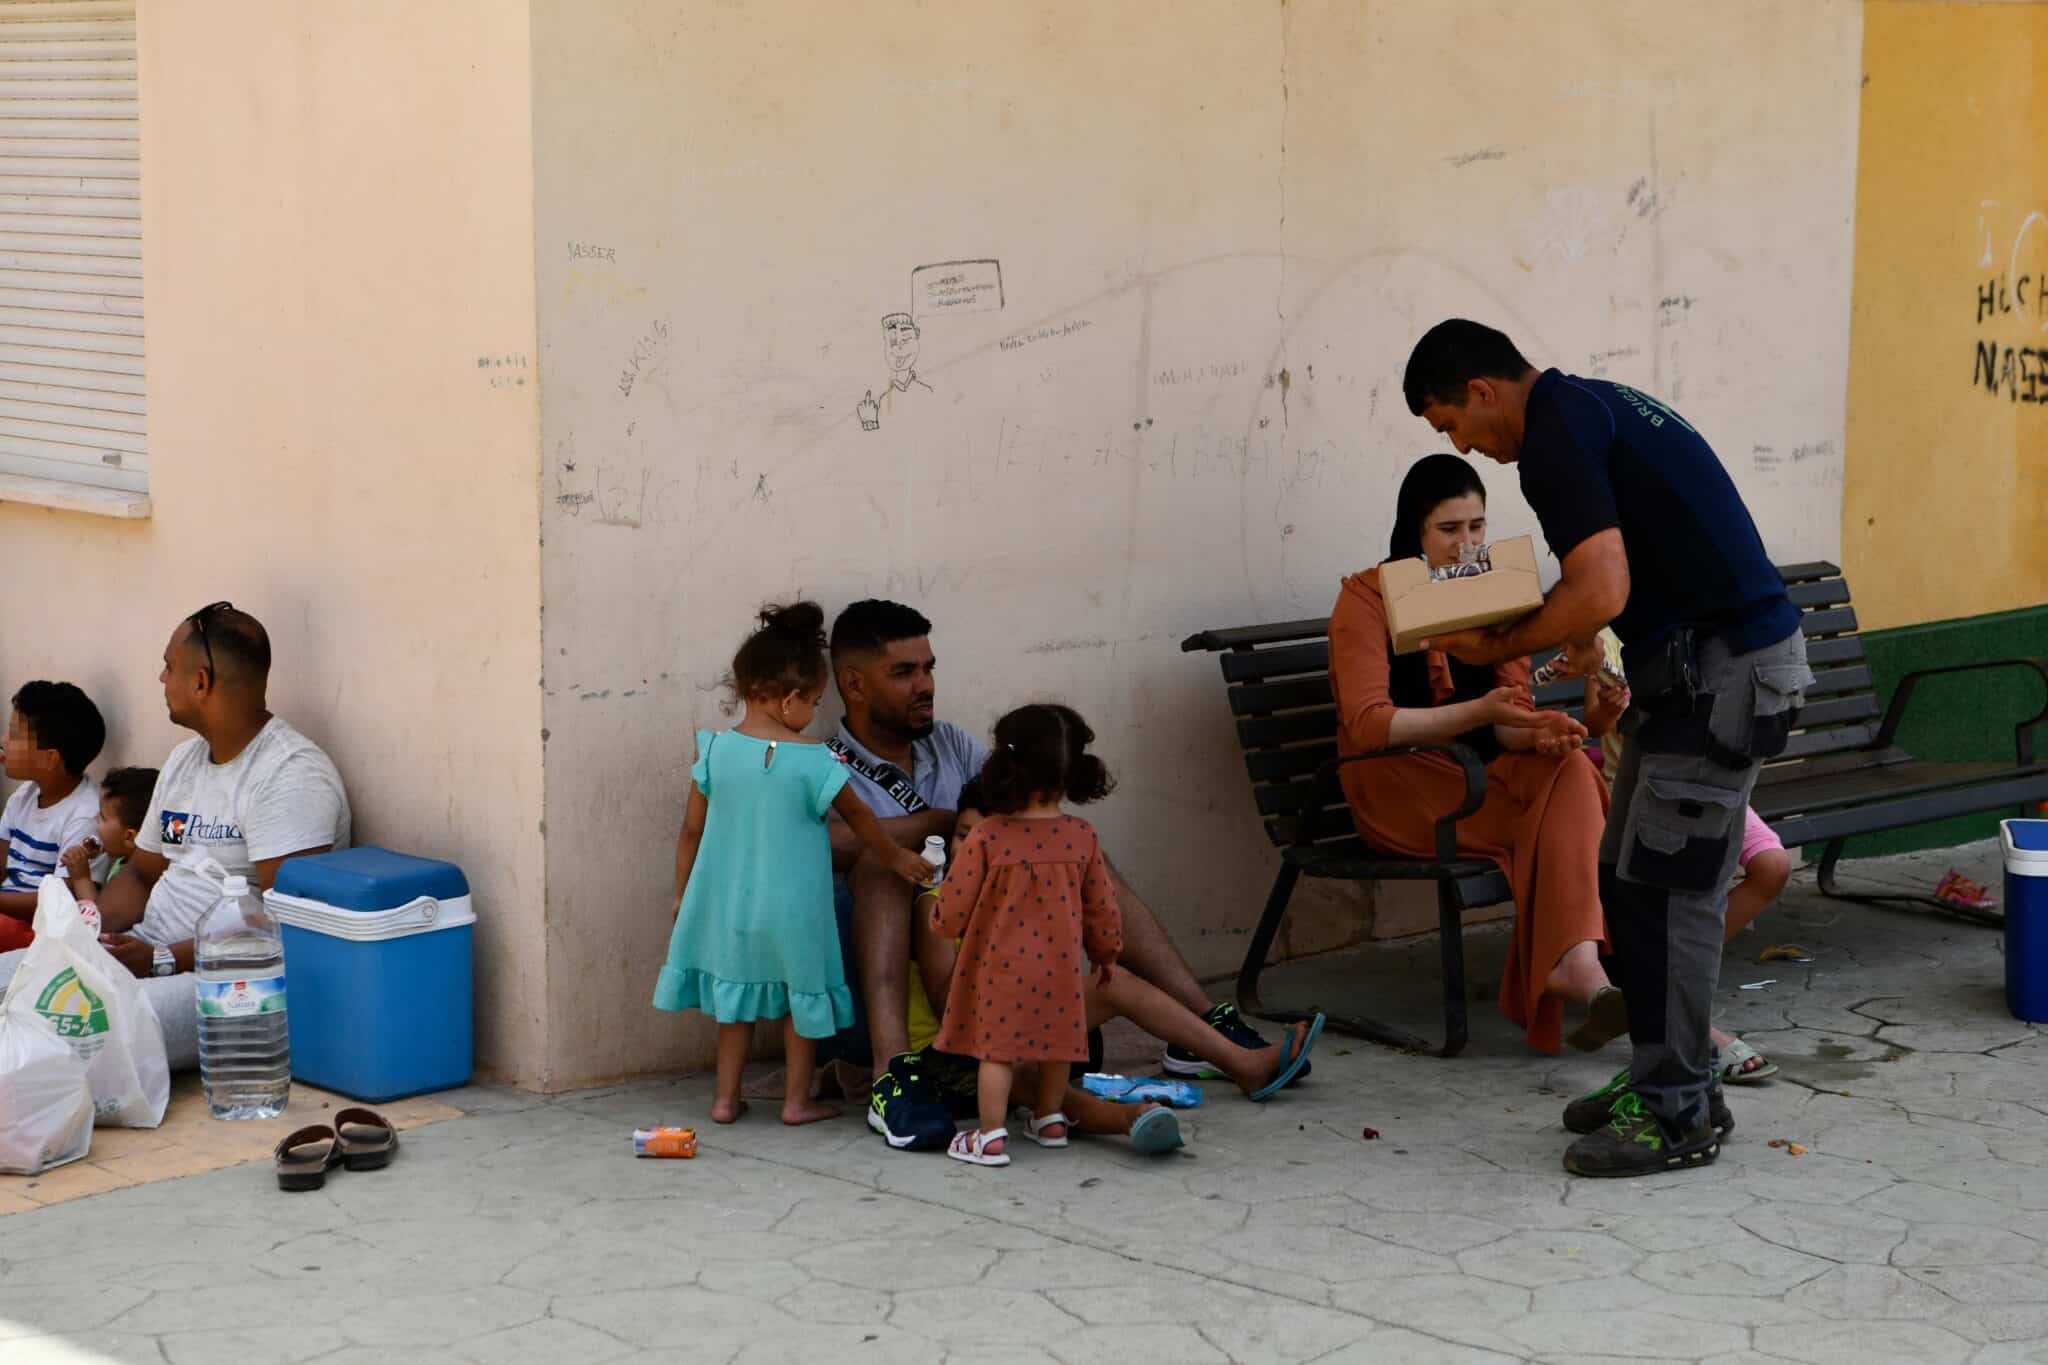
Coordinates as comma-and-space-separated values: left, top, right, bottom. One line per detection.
1814, 838, 2002, 928
1236, 863, 1466, 1058
1433, 877, 1470, 1059
1235, 862, 1299, 1016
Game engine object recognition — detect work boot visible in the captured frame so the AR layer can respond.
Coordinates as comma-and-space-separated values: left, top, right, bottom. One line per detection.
1563, 1091, 1719, 1179
1563, 1067, 1731, 1139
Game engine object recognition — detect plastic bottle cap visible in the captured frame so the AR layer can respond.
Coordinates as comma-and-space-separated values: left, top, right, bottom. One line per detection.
221, 874, 251, 896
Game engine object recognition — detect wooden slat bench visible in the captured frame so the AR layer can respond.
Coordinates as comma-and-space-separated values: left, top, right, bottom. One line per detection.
1750, 565, 2048, 924
1182, 561, 2048, 1055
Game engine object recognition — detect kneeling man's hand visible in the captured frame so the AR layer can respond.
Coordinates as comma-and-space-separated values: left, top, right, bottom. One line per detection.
1561, 636, 1606, 679
99, 933, 155, 980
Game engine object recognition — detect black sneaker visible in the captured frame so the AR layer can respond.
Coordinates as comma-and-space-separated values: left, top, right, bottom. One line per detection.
866, 1051, 956, 1151
1563, 1090, 1719, 1178
1162, 1003, 1308, 1084
1563, 1067, 1732, 1139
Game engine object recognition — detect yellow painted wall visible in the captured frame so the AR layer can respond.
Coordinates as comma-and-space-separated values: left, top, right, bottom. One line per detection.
1846, 1, 2048, 630
530, 0, 1864, 1083
0, 5, 550, 1084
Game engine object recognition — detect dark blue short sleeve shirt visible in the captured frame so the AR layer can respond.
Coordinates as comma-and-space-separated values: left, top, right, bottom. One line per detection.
1516, 369, 1798, 667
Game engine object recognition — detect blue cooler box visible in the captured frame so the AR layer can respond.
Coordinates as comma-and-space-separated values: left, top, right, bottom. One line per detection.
2002, 820, 2048, 1023
267, 847, 475, 1101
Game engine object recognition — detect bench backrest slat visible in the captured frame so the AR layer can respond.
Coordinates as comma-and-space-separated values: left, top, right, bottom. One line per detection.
1804, 637, 1864, 668
1809, 663, 1873, 697
1800, 605, 1858, 638
1786, 578, 1852, 611
1228, 675, 1339, 716
1220, 641, 1329, 684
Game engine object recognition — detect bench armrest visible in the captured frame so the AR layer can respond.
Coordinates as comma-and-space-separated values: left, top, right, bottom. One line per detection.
1314, 743, 1488, 863
1874, 658, 2048, 766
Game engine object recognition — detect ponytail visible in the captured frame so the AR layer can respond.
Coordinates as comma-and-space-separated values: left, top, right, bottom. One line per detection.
730, 600, 831, 702
971, 703, 1114, 814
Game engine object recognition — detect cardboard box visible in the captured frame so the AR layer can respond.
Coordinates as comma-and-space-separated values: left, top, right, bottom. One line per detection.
1380, 535, 1544, 655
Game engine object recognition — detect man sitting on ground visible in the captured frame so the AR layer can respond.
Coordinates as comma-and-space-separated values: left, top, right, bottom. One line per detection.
826, 599, 1295, 1149
100, 605, 349, 1067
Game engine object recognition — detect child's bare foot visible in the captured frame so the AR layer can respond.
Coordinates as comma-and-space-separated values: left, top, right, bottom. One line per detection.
710, 1097, 749, 1124
1237, 1018, 1318, 1097
780, 1098, 841, 1126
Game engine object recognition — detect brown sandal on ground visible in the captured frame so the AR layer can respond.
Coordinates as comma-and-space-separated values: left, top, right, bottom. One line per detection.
275, 1125, 342, 1192
333, 1107, 399, 1171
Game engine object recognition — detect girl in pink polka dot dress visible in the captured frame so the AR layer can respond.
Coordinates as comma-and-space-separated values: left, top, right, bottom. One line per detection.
932, 704, 1121, 1167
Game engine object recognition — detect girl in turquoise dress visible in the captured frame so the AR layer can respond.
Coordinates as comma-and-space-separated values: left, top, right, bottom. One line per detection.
656, 602, 927, 1125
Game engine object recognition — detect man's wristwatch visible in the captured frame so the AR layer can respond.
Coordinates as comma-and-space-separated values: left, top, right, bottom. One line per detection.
151, 946, 176, 978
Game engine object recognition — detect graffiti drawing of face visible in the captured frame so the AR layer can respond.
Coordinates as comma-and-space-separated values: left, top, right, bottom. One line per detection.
882, 313, 920, 376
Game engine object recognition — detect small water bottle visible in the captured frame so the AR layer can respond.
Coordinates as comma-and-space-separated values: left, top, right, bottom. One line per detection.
919, 835, 947, 892
194, 872, 290, 1119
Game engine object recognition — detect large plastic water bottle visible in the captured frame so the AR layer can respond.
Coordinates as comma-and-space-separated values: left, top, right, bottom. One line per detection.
193, 872, 290, 1119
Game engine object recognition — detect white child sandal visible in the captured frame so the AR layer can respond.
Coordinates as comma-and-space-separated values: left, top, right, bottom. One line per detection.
947, 1127, 1010, 1166
1022, 1110, 1071, 1148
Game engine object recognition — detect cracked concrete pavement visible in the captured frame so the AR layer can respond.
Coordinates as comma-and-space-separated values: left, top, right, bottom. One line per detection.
0, 837, 2044, 1363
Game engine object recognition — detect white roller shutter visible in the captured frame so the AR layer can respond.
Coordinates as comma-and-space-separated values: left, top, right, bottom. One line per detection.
0, 0, 142, 495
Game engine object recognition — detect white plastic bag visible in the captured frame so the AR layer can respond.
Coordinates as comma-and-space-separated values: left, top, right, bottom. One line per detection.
0, 877, 170, 1128
0, 1005, 93, 1174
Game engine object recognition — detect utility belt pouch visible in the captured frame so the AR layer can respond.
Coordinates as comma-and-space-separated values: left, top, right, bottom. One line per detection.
1631, 627, 1701, 715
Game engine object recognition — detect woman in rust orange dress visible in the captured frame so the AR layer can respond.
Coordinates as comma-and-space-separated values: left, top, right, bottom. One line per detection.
1329, 454, 1631, 1054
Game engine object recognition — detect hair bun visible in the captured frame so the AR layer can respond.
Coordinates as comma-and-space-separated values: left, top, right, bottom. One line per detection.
758, 600, 826, 640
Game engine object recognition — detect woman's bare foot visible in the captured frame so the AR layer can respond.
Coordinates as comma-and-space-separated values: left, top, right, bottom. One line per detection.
780, 1098, 841, 1126
1544, 939, 1610, 1002
710, 1097, 749, 1124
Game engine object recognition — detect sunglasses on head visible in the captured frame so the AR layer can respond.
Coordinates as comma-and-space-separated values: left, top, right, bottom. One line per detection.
188, 601, 233, 677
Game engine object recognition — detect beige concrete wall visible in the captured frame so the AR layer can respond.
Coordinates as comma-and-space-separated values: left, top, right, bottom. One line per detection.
529, 0, 1863, 1082
0, 4, 549, 1084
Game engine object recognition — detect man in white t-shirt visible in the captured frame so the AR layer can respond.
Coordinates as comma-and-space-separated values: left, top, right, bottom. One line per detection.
95, 604, 350, 983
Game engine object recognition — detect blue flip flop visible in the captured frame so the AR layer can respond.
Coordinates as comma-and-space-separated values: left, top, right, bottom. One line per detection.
1248, 1013, 1324, 1102
1129, 1106, 1185, 1154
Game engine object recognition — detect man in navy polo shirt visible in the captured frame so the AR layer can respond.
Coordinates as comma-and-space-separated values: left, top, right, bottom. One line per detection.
1402, 319, 1812, 1178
